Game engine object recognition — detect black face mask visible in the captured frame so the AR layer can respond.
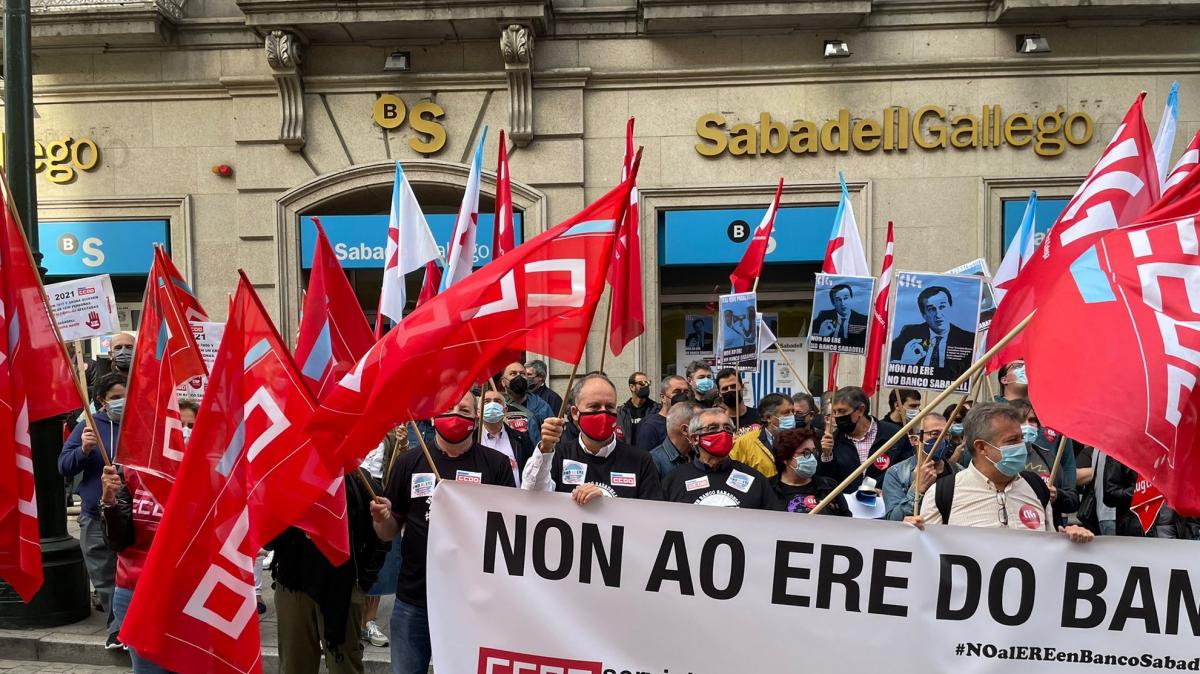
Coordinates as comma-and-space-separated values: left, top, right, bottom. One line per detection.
721, 391, 739, 408
834, 413, 857, 435
634, 385, 650, 400
507, 375, 529, 397
669, 391, 692, 405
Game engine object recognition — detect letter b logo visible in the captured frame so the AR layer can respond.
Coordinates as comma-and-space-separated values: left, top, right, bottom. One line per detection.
373, 94, 407, 129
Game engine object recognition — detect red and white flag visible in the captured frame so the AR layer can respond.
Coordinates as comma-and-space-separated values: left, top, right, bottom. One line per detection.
115, 247, 208, 503
861, 221, 895, 397
1024, 177, 1200, 515
312, 176, 635, 466
1130, 475, 1166, 534
0, 189, 81, 601
822, 173, 868, 389
121, 273, 340, 674
415, 260, 441, 309
607, 118, 645, 356
1163, 130, 1200, 194
988, 93, 1159, 368
441, 130, 487, 291
378, 162, 439, 332
494, 130, 516, 260
729, 178, 783, 294
291, 218, 375, 564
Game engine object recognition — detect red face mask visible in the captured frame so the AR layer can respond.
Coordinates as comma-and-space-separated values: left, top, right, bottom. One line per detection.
696, 430, 734, 458
433, 413, 476, 444
577, 410, 618, 442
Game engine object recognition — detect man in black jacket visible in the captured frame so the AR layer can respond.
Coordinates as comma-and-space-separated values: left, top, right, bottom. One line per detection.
661, 408, 778, 509
616, 371, 658, 445
272, 470, 389, 674
818, 386, 904, 490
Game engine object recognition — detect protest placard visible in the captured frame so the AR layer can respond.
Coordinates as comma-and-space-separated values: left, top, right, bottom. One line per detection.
45, 274, 121, 342
885, 272, 982, 393
716, 292, 757, 370
807, 273, 875, 355
175, 321, 224, 402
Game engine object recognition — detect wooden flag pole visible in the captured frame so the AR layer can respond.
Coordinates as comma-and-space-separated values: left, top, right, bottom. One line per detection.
384, 427, 409, 490
558, 358, 583, 419
1048, 434, 1069, 485
352, 468, 379, 500
912, 371, 984, 517
598, 291, 613, 375
810, 310, 1037, 515
408, 420, 443, 482
772, 344, 811, 396
69, 341, 113, 467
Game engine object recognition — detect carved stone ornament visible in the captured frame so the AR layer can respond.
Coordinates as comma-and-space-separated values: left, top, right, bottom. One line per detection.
265, 30, 305, 152
501, 24, 534, 147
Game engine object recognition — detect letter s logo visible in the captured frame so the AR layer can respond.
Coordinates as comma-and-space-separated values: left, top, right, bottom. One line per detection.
81, 237, 105, 268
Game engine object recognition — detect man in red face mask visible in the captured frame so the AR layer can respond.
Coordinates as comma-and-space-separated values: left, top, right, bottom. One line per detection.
523, 373, 661, 504
661, 408, 778, 509
369, 391, 516, 674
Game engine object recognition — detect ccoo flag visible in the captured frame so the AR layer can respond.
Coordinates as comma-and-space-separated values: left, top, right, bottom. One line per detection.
494, 130, 516, 259
607, 119, 646, 356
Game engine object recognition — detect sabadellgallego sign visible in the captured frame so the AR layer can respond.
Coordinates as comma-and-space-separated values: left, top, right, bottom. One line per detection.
429, 483, 1200, 674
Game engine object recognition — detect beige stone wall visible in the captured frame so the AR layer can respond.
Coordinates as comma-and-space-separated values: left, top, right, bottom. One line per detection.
14, 8, 1200, 396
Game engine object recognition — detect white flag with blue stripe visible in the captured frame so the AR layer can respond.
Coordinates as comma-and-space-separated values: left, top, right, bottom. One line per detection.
1153, 81, 1180, 190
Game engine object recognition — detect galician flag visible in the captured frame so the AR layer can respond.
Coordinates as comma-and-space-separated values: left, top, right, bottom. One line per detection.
379, 162, 439, 326
992, 191, 1038, 306
822, 173, 869, 276
1153, 81, 1180, 191
442, 128, 487, 292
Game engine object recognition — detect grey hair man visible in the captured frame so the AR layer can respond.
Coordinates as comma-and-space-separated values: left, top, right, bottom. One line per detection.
524, 359, 563, 413
660, 408, 778, 509
649, 400, 701, 479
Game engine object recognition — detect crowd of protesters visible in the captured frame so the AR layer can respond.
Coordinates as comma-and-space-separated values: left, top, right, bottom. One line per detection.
58, 344, 1194, 674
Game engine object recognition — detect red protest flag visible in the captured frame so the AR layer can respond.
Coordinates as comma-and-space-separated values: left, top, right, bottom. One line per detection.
312, 176, 634, 466
1024, 198, 1200, 515
861, 221, 895, 397
119, 247, 209, 503
607, 118, 646, 356
494, 130, 516, 260
729, 178, 783, 294
415, 259, 441, 309
1130, 474, 1166, 534
0, 185, 83, 601
988, 93, 1159, 371
291, 217, 374, 564
121, 273, 339, 674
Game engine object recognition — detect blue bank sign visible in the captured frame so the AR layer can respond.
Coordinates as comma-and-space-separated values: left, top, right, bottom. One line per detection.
659, 205, 839, 266
300, 213, 524, 269
39, 219, 168, 277
1001, 197, 1069, 251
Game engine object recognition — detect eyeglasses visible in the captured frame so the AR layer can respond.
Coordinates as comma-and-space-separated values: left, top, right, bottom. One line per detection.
995, 490, 1008, 527
633, 381, 651, 387
701, 424, 735, 434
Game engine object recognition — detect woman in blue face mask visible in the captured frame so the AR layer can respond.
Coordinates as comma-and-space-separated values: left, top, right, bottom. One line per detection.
768, 428, 849, 516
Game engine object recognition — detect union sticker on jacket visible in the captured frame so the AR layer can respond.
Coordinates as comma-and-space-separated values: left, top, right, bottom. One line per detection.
726, 469, 754, 493
411, 473, 436, 498
685, 475, 710, 492
562, 460, 588, 485
610, 471, 637, 488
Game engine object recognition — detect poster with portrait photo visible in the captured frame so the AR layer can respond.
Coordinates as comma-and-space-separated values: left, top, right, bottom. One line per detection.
683, 314, 714, 355
806, 274, 875, 355
884, 272, 983, 393
945, 258, 997, 329
716, 292, 758, 371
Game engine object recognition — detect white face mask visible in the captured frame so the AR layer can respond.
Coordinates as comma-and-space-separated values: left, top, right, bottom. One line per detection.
181, 426, 193, 442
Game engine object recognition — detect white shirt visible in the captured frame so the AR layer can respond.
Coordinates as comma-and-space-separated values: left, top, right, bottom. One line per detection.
521, 434, 617, 492
359, 441, 386, 480
480, 424, 521, 486
921, 463, 1054, 532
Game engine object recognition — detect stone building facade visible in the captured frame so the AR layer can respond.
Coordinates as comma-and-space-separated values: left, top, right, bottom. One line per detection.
5, 0, 1199, 393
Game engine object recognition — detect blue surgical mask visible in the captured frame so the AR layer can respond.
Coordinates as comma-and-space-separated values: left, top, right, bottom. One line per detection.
986, 441, 1028, 477
106, 398, 125, 421
777, 415, 796, 430
695, 377, 715, 394
1020, 424, 1038, 445
793, 454, 818, 479
1013, 365, 1028, 385
482, 401, 506, 424
925, 437, 951, 461
949, 423, 964, 436
905, 408, 920, 421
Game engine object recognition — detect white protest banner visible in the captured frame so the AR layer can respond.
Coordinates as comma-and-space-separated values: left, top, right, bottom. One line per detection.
429, 482, 1200, 674
175, 321, 224, 402
45, 274, 121, 342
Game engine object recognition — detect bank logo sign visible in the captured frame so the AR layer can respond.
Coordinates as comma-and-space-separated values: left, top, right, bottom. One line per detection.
300, 213, 524, 270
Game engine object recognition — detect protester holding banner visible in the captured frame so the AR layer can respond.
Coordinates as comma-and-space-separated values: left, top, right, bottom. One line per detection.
59, 372, 126, 650
649, 400, 700, 479
716, 368, 761, 431
480, 388, 533, 486
636, 375, 690, 452
906, 403, 1093, 543
369, 390, 516, 674
769, 427, 849, 515
662, 408, 778, 509
523, 374, 661, 503
523, 360, 562, 414
272, 468, 389, 674
617, 372, 658, 444
882, 413, 961, 521
730, 393, 793, 478
818, 387, 904, 489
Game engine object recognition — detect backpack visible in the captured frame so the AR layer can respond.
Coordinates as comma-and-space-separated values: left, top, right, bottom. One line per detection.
934, 470, 1051, 526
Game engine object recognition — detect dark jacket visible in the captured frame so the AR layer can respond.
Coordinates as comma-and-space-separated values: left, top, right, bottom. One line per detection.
1027, 442, 1079, 527
270, 470, 390, 658
617, 399, 659, 446
483, 423, 534, 476
1103, 456, 1149, 537
529, 385, 563, 417
58, 410, 120, 517
816, 416, 903, 490
890, 323, 976, 383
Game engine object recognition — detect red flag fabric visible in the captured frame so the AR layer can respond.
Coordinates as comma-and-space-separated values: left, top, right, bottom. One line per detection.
1164, 130, 1200, 193
494, 130, 516, 259
291, 218, 374, 565
1024, 202, 1200, 515
729, 178, 783, 294
416, 260, 441, 309
988, 93, 1159, 370
119, 247, 208, 503
1130, 474, 1165, 534
312, 177, 634, 465
861, 221, 895, 397
0, 194, 81, 601
121, 273, 338, 674
607, 118, 646, 356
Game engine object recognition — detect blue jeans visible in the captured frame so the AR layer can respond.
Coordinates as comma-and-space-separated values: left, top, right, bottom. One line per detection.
112, 587, 175, 674
389, 599, 430, 674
